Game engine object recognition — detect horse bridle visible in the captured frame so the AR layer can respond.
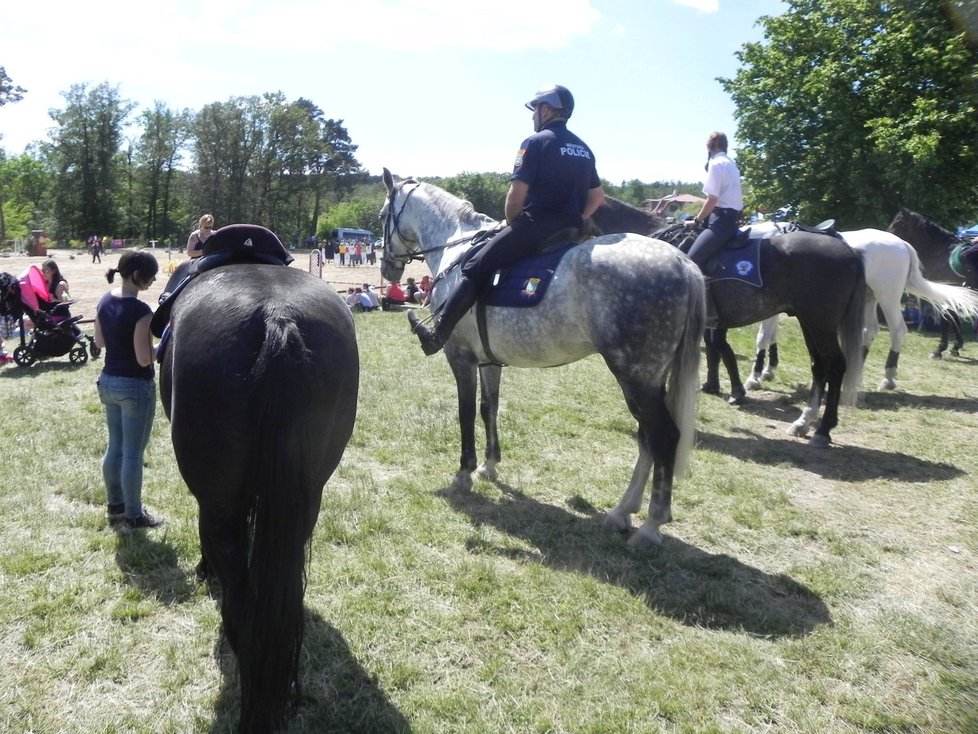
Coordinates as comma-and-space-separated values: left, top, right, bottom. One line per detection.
381, 179, 484, 272
382, 179, 425, 270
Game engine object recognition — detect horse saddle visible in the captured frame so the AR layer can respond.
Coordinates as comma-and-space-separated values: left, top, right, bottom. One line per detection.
481, 241, 577, 309
472, 234, 580, 366
151, 224, 294, 340
705, 230, 764, 287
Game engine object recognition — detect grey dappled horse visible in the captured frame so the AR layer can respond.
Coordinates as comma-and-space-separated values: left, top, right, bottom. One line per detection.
381, 169, 705, 548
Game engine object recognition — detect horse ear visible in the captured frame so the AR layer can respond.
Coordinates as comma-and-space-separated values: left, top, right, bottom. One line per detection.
383, 168, 394, 193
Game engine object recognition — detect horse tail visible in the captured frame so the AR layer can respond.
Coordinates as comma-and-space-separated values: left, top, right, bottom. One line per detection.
668, 265, 706, 478
840, 270, 867, 407
238, 315, 319, 732
902, 242, 978, 318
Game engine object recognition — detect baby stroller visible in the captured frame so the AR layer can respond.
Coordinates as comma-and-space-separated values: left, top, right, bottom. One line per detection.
0, 266, 101, 368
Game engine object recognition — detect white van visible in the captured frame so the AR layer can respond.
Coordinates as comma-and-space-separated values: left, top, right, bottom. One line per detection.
330, 228, 376, 243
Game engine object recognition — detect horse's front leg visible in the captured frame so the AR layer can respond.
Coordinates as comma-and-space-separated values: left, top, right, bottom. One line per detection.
476, 364, 502, 481
448, 354, 479, 491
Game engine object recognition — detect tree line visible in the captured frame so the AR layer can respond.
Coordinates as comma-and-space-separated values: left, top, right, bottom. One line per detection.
2, 0, 977, 246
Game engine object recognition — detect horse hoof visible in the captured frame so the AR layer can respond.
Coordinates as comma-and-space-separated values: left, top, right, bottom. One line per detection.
604, 511, 631, 534
476, 463, 498, 482
788, 422, 808, 438
878, 378, 896, 391
744, 376, 761, 391
808, 434, 831, 448
701, 383, 721, 395
450, 472, 473, 492
627, 527, 663, 550
930, 351, 943, 360
761, 369, 775, 381
728, 388, 746, 406
950, 348, 961, 358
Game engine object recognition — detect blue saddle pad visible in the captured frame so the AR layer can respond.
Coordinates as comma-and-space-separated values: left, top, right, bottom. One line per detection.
707, 237, 764, 287
483, 242, 576, 308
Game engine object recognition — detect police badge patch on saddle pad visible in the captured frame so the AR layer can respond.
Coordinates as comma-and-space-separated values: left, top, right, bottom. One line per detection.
707, 237, 764, 288
483, 242, 576, 308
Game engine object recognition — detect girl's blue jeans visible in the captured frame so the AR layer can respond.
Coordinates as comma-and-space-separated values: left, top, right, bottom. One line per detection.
97, 374, 156, 520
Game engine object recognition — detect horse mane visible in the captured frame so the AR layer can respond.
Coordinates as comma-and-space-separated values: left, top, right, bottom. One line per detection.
590, 196, 667, 237
890, 207, 957, 251
419, 180, 498, 228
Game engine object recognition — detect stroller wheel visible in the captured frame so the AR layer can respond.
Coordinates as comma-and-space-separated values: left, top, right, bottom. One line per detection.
69, 345, 89, 365
13, 345, 34, 368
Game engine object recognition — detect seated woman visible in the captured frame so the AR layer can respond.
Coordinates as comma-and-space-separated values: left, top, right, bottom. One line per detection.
381, 281, 408, 311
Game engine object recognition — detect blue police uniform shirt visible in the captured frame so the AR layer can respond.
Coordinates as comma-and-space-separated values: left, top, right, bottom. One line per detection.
511, 121, 600, 220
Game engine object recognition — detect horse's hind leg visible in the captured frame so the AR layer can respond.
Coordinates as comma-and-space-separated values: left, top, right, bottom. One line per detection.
746, 316, 779, 390
197, 506, 248, 653
876, 298, 907, 390
605, 385, 678, 549
476, 364, 502, 481
448, 355, 479, 490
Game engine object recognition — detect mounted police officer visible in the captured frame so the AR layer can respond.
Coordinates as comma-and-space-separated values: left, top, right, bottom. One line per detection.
408, 84, 606, 355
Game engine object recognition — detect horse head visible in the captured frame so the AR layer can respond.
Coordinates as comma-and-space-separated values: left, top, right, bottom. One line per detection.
380, 167, 424, 283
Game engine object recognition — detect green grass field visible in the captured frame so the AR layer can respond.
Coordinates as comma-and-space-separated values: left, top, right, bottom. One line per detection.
0, 301, 976, 733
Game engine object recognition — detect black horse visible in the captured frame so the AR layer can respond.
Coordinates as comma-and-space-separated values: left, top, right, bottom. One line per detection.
887, 207, 978, 358
155, 225, 359, 733
591, 198, 866, 447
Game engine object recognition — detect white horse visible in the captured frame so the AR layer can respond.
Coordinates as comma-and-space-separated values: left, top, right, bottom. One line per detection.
380, 169, 706, 548
743, 223, 978, 391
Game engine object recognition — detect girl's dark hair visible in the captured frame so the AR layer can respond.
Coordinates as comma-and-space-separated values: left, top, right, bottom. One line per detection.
105, 250, 159, 287
41, 259, 67, 298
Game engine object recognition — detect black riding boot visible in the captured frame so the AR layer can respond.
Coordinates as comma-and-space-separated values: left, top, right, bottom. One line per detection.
408, 277, 478, 356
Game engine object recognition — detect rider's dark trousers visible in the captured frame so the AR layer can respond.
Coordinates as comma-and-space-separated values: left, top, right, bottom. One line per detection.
684, 207, 741, 268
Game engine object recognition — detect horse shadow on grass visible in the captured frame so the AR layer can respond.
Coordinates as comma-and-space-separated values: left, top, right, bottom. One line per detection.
438, 482, 831, 639
860, 389, 978, 414
113, 536, 412, 732
695, 427, 966, 483
204, 608, 413, 734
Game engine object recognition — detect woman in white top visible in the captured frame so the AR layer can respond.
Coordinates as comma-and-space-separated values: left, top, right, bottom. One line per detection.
683, 132, 744, 269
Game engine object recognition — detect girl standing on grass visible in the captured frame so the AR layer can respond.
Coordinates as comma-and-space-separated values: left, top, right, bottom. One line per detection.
94, 250, 163, 531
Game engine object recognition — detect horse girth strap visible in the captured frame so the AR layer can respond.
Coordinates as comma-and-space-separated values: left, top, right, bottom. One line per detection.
475, 302, 506, 367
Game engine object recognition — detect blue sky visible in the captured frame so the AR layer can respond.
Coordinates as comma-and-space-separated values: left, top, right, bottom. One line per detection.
1, 0, 786, 184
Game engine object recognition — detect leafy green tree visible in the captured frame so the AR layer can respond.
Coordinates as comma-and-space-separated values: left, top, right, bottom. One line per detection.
48, 82, 136, 239
0, 151, 55, 240
438, 172, 511, 219
722, 0, 978, 227
133, 102, 190, 242
318, 197, 384, 238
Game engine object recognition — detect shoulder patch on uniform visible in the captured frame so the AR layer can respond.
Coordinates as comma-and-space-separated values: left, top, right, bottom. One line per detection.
514, 148, 526, 168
